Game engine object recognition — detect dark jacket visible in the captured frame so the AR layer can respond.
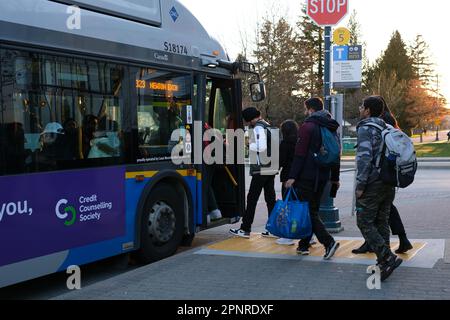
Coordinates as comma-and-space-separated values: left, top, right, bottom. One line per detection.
288, 110, 340, 184
279, 136, 296, 183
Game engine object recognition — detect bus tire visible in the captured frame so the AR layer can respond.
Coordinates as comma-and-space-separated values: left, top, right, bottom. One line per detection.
136, 183, 185, 264
180, 234, 195, 247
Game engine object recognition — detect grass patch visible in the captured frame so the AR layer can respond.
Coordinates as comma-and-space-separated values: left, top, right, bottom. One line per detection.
415, 141, 450, 158
342, 141, 450, 158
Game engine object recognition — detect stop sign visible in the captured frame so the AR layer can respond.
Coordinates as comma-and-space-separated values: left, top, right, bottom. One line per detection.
307, 0, 349, 26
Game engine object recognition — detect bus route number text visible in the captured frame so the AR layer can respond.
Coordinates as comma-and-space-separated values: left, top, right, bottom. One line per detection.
164, 42, 188, 55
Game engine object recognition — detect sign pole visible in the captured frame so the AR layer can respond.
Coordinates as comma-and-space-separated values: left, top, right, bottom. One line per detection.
324, 26, 332, 111
319, 26, 344, 233
306, 0, 349, 233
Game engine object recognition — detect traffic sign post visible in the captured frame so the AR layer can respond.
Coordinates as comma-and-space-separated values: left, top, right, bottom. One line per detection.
307, 0, 348, 233
332, 45, 362, 89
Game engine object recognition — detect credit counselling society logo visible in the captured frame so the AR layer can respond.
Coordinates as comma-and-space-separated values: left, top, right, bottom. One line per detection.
55, 195, 113, 227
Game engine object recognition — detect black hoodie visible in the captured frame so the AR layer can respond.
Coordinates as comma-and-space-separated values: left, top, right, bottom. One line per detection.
279, 135, 297, 183
288, 110, 341, 184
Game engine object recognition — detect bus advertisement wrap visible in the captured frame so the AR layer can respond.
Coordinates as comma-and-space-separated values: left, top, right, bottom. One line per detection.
0, 167, 126, 267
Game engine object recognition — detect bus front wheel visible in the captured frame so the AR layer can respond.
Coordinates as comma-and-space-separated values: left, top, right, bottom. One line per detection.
136, 183, 185, 264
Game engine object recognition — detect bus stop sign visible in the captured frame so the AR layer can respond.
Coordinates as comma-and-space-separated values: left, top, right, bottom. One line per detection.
307, 0, 349, 26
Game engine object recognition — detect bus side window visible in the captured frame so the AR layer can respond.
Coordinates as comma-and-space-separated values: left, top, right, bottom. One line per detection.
0, 49, 126, 176
135, 68, 191, 162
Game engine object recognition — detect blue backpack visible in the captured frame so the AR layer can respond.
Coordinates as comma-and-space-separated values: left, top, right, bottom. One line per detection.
313, 127, 341, 168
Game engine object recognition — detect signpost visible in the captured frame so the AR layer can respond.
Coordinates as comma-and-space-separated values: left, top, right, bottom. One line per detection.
307, 0, 349, 233
307, 0, 349, 110
332, 45, 362, 89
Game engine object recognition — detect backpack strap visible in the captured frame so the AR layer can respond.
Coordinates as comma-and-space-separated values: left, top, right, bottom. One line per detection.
361, 122, 386, 169
363, 122, 385, 132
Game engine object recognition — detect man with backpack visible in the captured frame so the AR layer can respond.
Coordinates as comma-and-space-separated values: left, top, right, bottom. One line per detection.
285, 98, 341, 260
355, 96, 405, 282
230, 107, 278, 239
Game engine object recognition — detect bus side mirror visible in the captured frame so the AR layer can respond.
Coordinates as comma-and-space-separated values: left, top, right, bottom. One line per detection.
250, 82, 266, 102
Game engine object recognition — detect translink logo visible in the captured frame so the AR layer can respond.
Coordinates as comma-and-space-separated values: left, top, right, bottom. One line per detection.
169, 7, 179, 22
56, 199, 77, 227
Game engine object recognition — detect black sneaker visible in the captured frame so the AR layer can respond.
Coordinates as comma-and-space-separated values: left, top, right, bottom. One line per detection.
261, 230, 277, 238
324, 241, 340, 260
229, 228, 250, 239
296, 246, 310, 256
352, 242, 374, 255
395, 240, 414, 254
379, 253, 403, 282
297, 239, 311, 255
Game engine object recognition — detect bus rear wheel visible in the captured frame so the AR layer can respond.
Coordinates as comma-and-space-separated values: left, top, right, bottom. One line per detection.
136, 183, 185, 264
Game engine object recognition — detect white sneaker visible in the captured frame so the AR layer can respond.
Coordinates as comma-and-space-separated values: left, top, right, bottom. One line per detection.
276, 238, 295, 246
229, 228, 250, 239
209, 209, 222, 221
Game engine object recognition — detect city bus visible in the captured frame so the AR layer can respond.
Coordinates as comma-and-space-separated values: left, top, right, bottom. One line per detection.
0, 0, 264, 288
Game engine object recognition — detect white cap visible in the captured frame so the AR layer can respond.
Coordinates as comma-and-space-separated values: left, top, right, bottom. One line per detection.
41, 122, 64, 135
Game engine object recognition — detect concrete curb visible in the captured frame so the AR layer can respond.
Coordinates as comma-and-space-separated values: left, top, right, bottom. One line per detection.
244, 162, 450, 170
341, 162, 450, 170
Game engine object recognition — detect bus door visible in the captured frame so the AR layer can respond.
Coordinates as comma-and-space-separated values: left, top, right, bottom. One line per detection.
202, 77, 245, 227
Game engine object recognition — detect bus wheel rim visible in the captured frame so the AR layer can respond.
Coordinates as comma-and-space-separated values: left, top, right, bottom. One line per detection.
148, 201, 176, 244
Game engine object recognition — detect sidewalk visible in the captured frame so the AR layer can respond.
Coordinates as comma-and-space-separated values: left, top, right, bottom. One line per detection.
53, 169, 450, 300
54, 236, 450, 300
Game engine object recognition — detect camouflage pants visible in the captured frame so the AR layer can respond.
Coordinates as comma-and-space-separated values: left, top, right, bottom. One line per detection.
356, 180, 395, 261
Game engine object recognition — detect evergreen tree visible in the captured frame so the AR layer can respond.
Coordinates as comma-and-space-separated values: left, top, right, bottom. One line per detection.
253, 17, 301, 125
296, 4, 323, 97
366, 31, 416, 133
347, 10, 361, 46
376, 31, 415, 82
410, 34, 435, 88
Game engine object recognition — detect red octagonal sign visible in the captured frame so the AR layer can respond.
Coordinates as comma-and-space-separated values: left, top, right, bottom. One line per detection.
307, 0, 349, 26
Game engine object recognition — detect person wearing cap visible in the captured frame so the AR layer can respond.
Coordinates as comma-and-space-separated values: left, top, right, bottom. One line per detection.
37, 122, 70, 171
230, 107, 277, 239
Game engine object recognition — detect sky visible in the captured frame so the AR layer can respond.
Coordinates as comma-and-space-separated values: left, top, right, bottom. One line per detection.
179, 0, 450, 107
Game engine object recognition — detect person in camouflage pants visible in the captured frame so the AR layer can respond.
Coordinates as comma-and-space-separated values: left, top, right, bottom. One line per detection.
355, 96, 402, 282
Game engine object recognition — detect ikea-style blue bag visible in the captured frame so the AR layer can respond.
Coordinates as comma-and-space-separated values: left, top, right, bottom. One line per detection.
265, 188, 312, 240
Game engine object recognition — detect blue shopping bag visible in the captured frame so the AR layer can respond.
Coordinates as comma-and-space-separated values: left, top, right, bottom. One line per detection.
265, 188, 312, 239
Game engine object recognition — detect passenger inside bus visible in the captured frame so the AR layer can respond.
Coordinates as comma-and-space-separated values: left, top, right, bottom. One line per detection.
82, 115, 99, 159
36, 122, 71, 171
88, 121, 121, 159
0, 123, 27, 175
63, 118, 82, 160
